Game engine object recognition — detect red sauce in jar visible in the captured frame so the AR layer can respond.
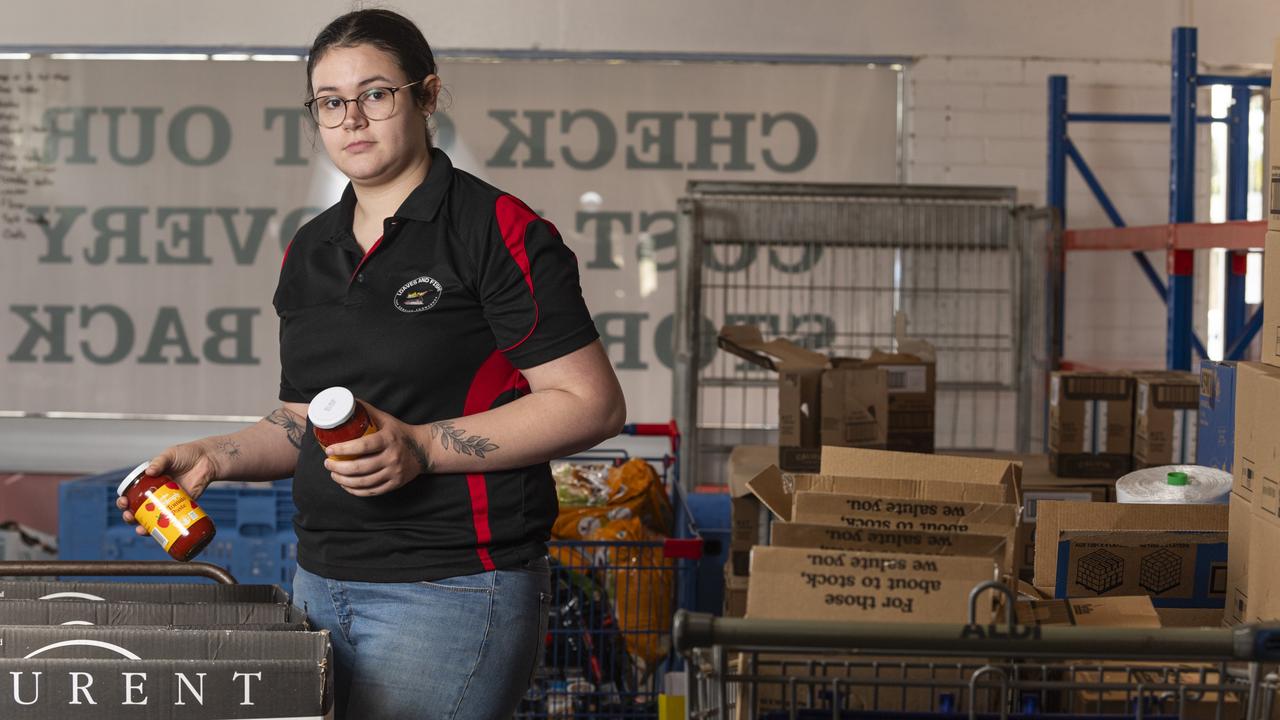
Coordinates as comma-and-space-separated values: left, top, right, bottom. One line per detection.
309, 386, 378, 460
117, 462, 216, 562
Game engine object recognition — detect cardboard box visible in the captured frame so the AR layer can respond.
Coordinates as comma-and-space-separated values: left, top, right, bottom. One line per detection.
860, 350, 937, 453
746, 466, 1010, 523
1034, 501, 1227, 611
820, 366, 888, 448
1134, 372, 1199, 467
1049, 372, 1135, 478
718, 325, 830, 470
1197, 360, 1237, 473
790, 491, 1019, 530
1017, 480, 1111, 581
819, 446, 1021, 503
1015, 595, 1160, 628
1231, 362, 1280, 504
718, 326, 889, 471
1269, 97, 1279, 231
727, 445, 777, 576
1264, 232, 1280, 364
0, 625, 331, 718
787, 492, 1019, 575
745, 546, 997, 623
771, 523, 1007, 565
1226, 492, 1250, 625
0, 580, 290, 604
1246, 510, 1280, 621
723, 565, 748, 617
0, 522, 57, 579
0, 598, 303, 626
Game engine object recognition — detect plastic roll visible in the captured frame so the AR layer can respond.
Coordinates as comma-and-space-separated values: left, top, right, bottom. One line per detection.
1115, 465, 1231, 505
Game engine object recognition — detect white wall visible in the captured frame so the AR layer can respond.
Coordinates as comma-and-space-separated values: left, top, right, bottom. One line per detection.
0, 0, 1273, 410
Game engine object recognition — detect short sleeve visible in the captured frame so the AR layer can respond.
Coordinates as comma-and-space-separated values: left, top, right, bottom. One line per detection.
479, 195, 599, 369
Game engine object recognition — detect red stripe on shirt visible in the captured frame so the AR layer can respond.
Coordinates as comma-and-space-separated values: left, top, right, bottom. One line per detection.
495, 196, 541, 351
349, 235, 383, 285
462, 349, 525, 570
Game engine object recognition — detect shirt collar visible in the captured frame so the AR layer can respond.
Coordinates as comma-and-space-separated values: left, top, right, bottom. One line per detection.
326, 147, 454, 242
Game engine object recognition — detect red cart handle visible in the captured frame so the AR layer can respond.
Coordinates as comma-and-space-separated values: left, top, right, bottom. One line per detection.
621, 420, 681, 454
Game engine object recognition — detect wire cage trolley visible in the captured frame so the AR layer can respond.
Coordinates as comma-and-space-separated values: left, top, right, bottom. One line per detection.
519, 421, 705, 719
674, 583, 1280, 720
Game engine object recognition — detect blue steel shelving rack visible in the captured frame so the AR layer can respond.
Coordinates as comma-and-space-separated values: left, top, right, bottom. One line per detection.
1047, 26, 1271, 370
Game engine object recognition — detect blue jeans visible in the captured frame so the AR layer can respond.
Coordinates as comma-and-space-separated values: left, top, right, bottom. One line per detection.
293, 557, 552, 720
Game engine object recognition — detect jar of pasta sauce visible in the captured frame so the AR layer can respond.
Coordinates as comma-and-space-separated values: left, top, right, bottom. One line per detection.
309, 386, 378, 460
117, 462, 216, 562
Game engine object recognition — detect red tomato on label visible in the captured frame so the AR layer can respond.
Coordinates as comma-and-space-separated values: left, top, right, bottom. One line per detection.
157, 516, 170, 528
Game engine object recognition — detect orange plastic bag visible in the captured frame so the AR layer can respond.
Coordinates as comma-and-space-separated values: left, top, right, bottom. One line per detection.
587, 516, 674, 670
552, 458, 672, 540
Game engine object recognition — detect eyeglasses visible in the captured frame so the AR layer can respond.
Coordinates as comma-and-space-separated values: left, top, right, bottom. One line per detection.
304, 79, 425, 128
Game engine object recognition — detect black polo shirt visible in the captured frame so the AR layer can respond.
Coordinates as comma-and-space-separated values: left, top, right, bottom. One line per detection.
273, 148, 598, 582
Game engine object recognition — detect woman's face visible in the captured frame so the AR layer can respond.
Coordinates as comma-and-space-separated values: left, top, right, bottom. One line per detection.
309, 44, 437, 186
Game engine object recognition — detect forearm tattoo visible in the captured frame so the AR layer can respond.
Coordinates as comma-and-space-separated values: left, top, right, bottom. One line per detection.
214, 440, 241, 459
405, 437, 432, 472
266, 408, 306, 450
429, 421, 499, 458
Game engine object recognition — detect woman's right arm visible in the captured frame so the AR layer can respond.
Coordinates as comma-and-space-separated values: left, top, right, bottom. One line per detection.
116, 402, 309, 529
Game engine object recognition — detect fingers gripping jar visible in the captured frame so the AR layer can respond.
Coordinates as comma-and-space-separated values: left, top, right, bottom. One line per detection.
117, 462, 216, 562
309, 386, 378, 460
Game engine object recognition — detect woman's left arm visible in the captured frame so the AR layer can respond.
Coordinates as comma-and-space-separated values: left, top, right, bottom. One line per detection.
323, 340, 625, 496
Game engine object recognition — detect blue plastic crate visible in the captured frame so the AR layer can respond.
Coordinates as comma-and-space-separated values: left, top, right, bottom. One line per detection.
58, 468, 298, 592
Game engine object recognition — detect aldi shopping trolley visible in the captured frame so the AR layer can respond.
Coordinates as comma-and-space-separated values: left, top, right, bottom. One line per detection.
675, 582, 1280, 720
518, 421, 704, 719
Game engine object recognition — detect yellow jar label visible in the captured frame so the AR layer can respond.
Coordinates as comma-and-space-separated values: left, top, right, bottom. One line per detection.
135, 484, 208, 552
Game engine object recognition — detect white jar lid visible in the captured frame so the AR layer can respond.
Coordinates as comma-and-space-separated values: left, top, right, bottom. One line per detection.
117, 460, 153, 497
309, 386, 355, 430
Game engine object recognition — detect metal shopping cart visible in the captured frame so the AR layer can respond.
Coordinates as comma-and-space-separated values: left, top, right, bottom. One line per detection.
675, 582, 1280, 720
519, 421, 705, 720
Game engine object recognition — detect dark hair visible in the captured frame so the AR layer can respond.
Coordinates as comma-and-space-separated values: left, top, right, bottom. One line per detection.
306, 9, 437, 109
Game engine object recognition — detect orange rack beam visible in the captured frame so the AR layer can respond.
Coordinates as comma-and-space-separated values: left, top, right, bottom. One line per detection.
1064, 220, 1266, 251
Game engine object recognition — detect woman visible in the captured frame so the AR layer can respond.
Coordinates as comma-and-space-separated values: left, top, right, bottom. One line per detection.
118, 9, 625, 719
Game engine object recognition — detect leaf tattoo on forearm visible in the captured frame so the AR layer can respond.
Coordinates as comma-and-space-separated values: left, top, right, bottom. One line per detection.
429, 421, 499, 458
266, 408, 306, 450
406, 437, 432, 472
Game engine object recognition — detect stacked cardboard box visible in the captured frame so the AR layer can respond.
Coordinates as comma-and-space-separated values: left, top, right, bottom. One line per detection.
1013, 455, 1113, 581
1032, 501, 1227, 628
1265, 41, 1280, 363
1133, 371, 1199, 468
849, 350, 938, 453
0, 580, 329, 718
723, 445, 778, 617
1230, 362, 1280, 624
719, 326, 889, 472
742, 446, 1020, 624
1049, 371, 1135, 478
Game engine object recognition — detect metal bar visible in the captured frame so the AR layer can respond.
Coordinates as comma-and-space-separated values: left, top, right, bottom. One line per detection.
0, 560, 238, 584
1197, 73, 1273, 88
1168, 27, 1198, 370
672, 611, 1280, 662
1226, 85, 1251, 352
1064, 139, 1125, 228
1064, 221, 1268, 251
1066, 112, 1171, 124
1064, 139, 1208, 358
1048, 75, 1068, 367
1065, 113, 1226, 124
1226, 304, 1264, 360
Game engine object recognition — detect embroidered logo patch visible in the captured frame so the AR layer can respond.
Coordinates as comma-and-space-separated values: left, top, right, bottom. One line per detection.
393, 276, 443, 313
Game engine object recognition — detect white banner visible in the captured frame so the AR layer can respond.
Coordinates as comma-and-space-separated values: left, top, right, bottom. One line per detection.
0, 57, 899, 422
